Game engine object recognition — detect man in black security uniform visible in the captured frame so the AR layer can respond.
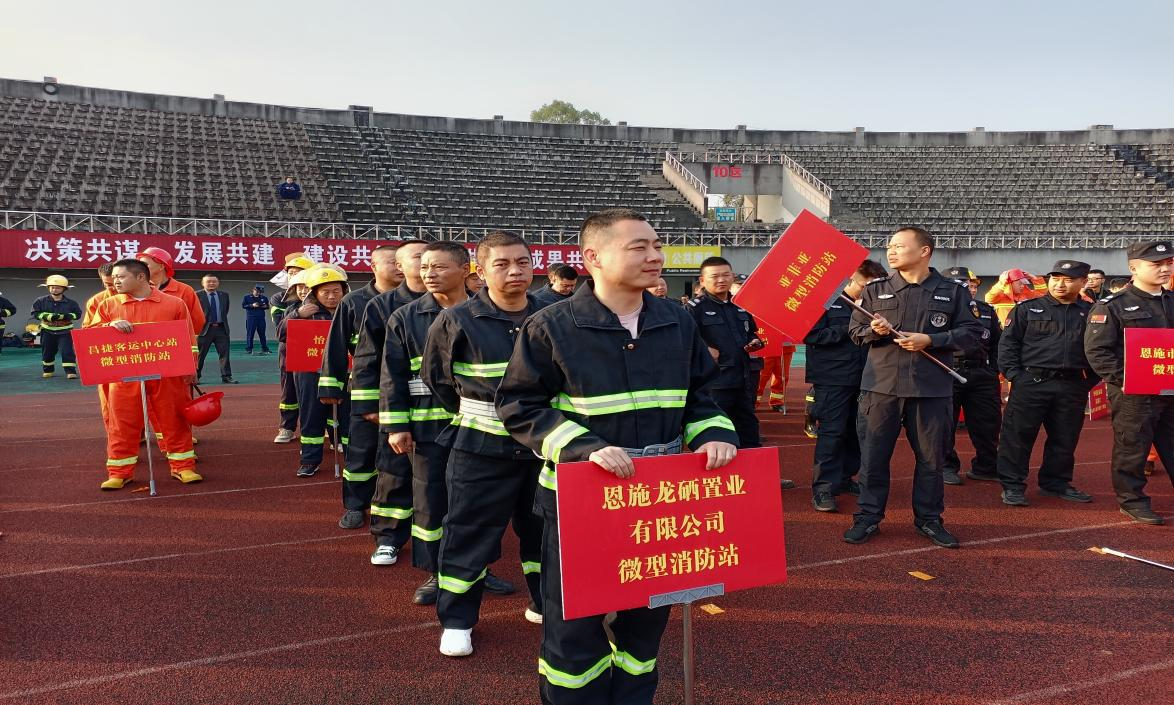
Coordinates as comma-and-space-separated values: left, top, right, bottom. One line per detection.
320, 245, 402, 530
995, 260, 1098, 507
497, 208, 738, 705
846, 227, 982, 548
1085, 241, 1174, 525
940, 266, 1002, 486
422, 231, 547, 658
805, 258, 887, 512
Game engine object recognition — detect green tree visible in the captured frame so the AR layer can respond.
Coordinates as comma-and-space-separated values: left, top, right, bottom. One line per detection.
530, 100, 611, 125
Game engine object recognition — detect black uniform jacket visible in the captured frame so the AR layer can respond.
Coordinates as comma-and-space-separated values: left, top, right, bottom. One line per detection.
379, 293, 455, 441
999, 294, 1096, 384
31, 295, 82, 332
686, 291, 763, 389
318, 281, 380, 401
955, 299, 1001, 370
495, 282, 740, 496
350, 282, 425, 417
804, 291, 867, 386
421, 287, 547, 459
849, 269, 983, 398
1085, 285, 1174, 388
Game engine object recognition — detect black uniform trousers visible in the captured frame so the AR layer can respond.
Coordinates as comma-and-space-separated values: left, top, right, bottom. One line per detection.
277, 344, 299, 432
341, 416, 380, 511
197, 324, 232, 380
536, 488, 671, 705
383, 440, 449, 573
1106, 386, 1174, 511
855, 392, 951, 525
437, 450, 543, 629
41, 331, 76, 373
810, 383, 860, 496
944, 365, 1001, 477
995, 376, 1087, 493
294, 372, 347, 468
711, 377, 761, 449
244, 314, 269, 353
369, 441, 415, 549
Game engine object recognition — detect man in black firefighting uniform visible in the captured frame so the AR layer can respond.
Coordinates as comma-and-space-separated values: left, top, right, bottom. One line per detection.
32, 275, 83, 378
320, 245, 403, 529
805, 259, 887, 512
996, 259, 1098, 507
1085, 241, 1174, 525
940, 266, 1002, 486
497, 208, 739, 705
847, 227, 983, 548
381, 242, 516, 606
422, 231, 547, 658
272, 254, 315, 443
352, 240, 427, 565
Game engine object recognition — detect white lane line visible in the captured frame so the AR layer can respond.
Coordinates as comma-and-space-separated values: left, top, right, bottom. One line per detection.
0, 479, 336, 515
986, 657, 1174, 705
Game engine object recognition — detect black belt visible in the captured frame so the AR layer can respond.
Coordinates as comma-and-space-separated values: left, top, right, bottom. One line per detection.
1025, 367, 1087, 381
209, 322, 224, 327
619, 437, 682, 458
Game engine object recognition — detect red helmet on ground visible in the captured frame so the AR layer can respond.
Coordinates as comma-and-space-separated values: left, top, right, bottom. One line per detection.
138, 247, 175, 277
183, 390, 224, 426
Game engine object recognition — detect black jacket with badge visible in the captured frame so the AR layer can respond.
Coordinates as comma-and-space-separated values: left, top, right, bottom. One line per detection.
803, 291, 867, 386
422, 287, 547, 459
849, 269, 984, 398
955, 299, 1000, 370
686, 291, 764, 389
350, 282, 425, 418
378, 293, 455, 441
999, 294, 1098, 386
1084, 285, 1174, 388
318, 281, 381, 401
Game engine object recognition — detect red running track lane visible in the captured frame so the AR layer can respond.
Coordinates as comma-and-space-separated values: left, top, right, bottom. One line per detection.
0, 382, 1171, 705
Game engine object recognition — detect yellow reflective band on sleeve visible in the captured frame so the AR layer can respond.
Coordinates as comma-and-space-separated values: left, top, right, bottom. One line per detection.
350, 333, 360, 345
340, 436, 349, 446
342, 469, 377, 482
279, 402, 300, 411
166, 450, 196, 461
551, 389, 688, 416
541, 419, 590, 464
107, 456, 138, 467
610, 643, 656, 676
452, 361, 509, 378
438, 568, 487, 594
326, 418, 338, 428
409, 356, 422, 372
370, 504, 412, 519
412, 525, 443, 542
409, 407, 454, 422
379, 411, 411, 425
301, 435, 325, 445
40, 323, 74, 331
451, 414, 510, 436
538, 464, 558, 492
538, 654, 612, 690
684, 415, 736, 444
350, 388, 380, 401
522, 561, 541, 575
318, 376, 344, 390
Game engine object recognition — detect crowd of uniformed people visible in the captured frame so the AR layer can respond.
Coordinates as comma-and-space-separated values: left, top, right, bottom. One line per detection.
10, 210, 1171, 705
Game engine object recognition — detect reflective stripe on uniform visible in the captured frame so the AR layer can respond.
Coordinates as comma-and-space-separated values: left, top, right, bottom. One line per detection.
318, 376, 344, 390
412, 525, 443, 542
408, 378, 431, 396
279, 402, 300, 411
438, 568, 487, 594
552, 389, 687, 416
379, 410, 410, 425
452, 361, 509, 378
538, 654, 612, 690
610, 643, 656, 676
342, 469, 378, 482
107, 456, 138, 467
369, 503, 412, 519
409, 356, 422, 372
538, 464, 557, 492
451, 414, 509, 436
301, 435, 325, 445
166, 450, 196, 461
349, 333, 359, 345
540, 419, 590, 464
410, 407, 453, 422
684, 415, 736, 444
350, 388, 380, 401
522, 561, 541, 575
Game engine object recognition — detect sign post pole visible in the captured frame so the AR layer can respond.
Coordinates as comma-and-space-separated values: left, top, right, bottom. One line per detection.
649, 583, 725, 705
124, 374, 163, 496
331, 403, 341, 479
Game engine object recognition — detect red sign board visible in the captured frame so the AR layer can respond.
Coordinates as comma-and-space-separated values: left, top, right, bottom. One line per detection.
1087, 381, 1109, 420
555, 447, 786, 620
284, 319, 332, 372
750, 322, 795, 358
71, 320, 195, 385
732, 210, 869, 344
0, 230, 584, 274
1124, 328, 1174, 395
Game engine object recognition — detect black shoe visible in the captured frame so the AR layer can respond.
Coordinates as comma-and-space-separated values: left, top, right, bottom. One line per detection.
916, 520, 959, 548
1001, 489, 1029, 506
812, 492, 836, 512
780, 479, 796, 490
1039, 486, 1092, 503
338, 509, 365, 529
965, 470, 1000, 483
297, 465, 319, 477
835, 480, 861, 497
484, 570, 516, 595
261, 350, 272, 355
843, 520, 879, 544
413, 575, 439, 605
1119, 506, 1165, 525
222, 377, 239, 384
943, 469, 963, 486
770, 404, 785, 413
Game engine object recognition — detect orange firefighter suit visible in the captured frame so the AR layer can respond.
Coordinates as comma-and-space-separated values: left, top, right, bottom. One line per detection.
758, 344, 796, 407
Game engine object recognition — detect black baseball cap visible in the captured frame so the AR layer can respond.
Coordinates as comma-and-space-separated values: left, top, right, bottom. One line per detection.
941, 266, 978, 283
1126, 240, 1173, 262
1047, 260, 1090, 278
253, 284, 265, 291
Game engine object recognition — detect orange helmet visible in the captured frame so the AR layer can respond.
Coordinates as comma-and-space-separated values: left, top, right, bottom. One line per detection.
138, 247, 175, 277
183, 390, 224, 426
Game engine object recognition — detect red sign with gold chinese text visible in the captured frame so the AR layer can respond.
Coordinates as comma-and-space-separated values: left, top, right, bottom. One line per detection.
284, 319, 333, 372
555, 447, 786, 620
1087, 381, 1110, 420
71, 320, 195, 385
1124, 328, 1174, 395
733, 210, 869, 344
750, 322, 794, 359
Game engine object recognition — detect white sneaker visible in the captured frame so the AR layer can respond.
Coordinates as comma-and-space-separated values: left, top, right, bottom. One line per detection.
370, 545, 399, 566
524, 606, 544, 624
439, 628, 473, 657
274, 429, 296, 443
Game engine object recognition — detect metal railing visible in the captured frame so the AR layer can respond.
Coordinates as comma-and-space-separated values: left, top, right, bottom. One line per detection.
671, 150, 834, 198
663, 151, 709, 198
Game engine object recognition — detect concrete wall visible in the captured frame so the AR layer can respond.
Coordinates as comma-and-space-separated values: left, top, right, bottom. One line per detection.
4, 78, 1173, 144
